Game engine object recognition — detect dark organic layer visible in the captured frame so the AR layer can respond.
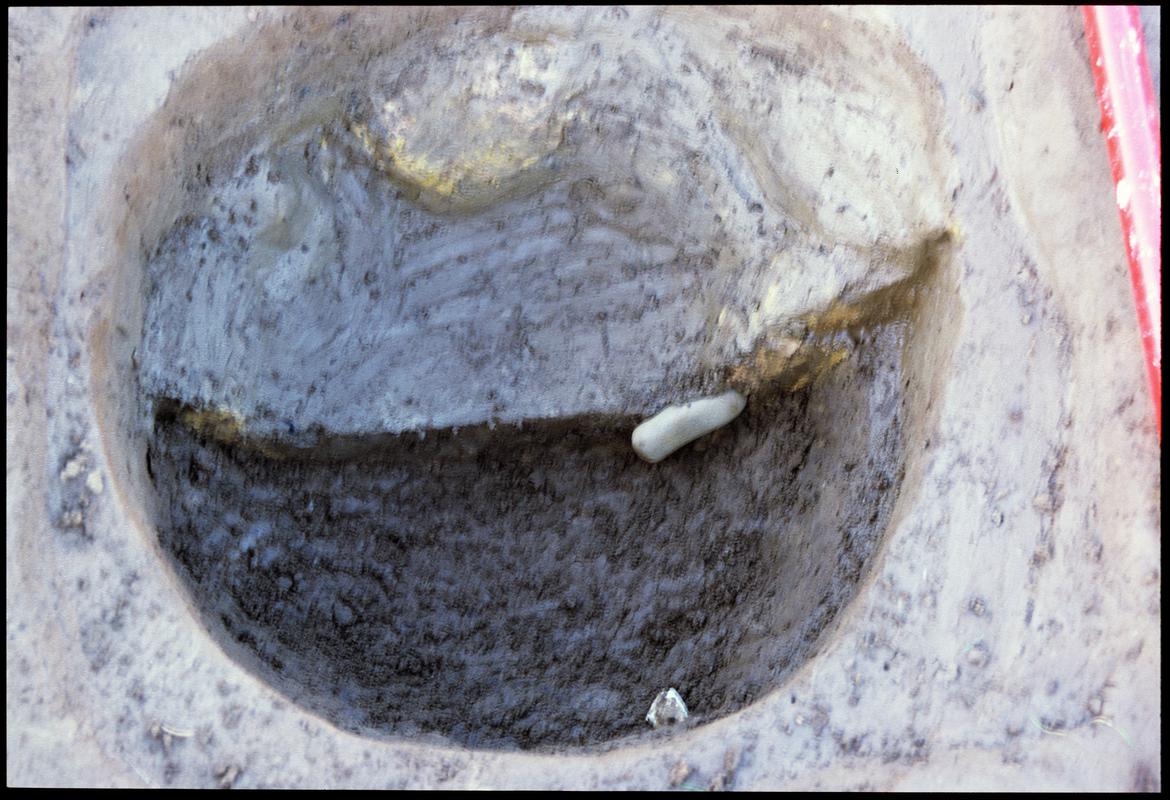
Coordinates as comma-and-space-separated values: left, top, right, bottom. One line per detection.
149, 326, 906, 750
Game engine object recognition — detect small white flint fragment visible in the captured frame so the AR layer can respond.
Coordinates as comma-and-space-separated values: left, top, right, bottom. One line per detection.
632, 390, 746, 463
646, 687, 689, 728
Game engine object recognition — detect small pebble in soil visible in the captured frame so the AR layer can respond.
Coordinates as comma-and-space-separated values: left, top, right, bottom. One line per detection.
646, 687, 689, 728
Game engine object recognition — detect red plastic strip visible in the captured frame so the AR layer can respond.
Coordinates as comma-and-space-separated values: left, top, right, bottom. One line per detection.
1082, 5, 1162, 440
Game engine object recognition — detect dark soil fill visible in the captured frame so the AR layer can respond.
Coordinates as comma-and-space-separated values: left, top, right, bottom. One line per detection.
147, 324, 907, 750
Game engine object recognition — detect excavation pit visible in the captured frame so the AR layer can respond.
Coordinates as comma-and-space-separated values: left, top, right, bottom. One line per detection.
104, 6, 949, 753
14, 5, 1161, 791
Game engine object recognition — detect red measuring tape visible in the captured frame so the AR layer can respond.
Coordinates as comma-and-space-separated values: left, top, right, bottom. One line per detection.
1082, 6, 1162, 440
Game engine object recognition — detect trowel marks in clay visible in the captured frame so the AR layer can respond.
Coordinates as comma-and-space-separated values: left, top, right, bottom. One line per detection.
136, 5, 953, 445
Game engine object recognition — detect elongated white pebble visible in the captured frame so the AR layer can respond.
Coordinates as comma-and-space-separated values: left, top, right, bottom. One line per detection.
631, 390, 747, 463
